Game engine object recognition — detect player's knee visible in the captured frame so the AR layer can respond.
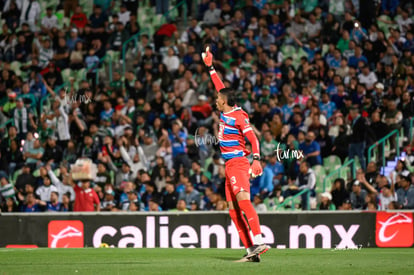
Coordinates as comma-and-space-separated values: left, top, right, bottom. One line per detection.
236, 191, 250, 202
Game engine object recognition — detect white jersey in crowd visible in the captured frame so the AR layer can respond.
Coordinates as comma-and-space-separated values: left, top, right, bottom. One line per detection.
379, 193, 398, 210
36, 184, 58, 202
48, 170, 75, 203
41, 15, 58, 29
56, 106, 71, 141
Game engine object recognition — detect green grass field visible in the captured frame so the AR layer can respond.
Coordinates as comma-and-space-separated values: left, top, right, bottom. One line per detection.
0, 248, 412, 275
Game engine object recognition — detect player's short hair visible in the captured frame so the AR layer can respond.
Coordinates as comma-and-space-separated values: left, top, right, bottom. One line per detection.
219, 88, 236, 106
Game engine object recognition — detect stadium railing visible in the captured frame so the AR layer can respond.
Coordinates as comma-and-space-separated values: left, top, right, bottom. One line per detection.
121, 27, 151, 77
367, 129, 400, 171
276, 188, 310, 210
323, 158, 356, 192
90, 53, 113, 85
163, 0, 188, 27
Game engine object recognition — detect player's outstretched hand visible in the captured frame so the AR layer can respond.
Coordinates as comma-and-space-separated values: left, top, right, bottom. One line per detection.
249, 160, 263, 179
201, 46, 213, 67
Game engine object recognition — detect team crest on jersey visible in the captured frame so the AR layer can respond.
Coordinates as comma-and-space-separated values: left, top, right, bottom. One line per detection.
245, 118, 249, 124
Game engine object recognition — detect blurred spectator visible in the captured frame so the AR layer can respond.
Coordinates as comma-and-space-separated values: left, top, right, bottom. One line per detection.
107, 22, 128, 52
15, 164, 36, 194
42, 136, 63, 167
348, 107, 368, 170
253, 193, 267, 212
318, 192, 336, 210
349, 180, 367, 210
169, 121, 191, 173
20, 0, 41, 31
120, 190, 139, 211
70, 5, 88, 30
20, 192, 41, 212
47, 165, 75, 202
37, 191, 61, 211
40, 7, 58, 33
13, 98, 35, 140
161, 181, 178, 210
175, 199, 188, 212
69, 176, 101, 212
100, 188, 117, 211
203, 2, 221, 27
1, 197, 19, 212
178, 181, 200, 210
396, 171, 414, 209
147, 198, 162, 211
299, 131, 322, 166
163, 47, 180, 73
0, 176, 16, 202
282, 162, 316, 210
382, 99, 402, 153
35, 173, 58, 201
379, 183, 398, 210
331, 178, 349, 209
24, 138, 44, 170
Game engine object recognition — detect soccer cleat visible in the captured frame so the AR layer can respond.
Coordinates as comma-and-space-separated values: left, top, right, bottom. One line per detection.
249, 244, 271, 256
234, 254, 261, 263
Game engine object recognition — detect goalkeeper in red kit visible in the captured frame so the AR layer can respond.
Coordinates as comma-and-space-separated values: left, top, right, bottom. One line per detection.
202, 47, 270, 262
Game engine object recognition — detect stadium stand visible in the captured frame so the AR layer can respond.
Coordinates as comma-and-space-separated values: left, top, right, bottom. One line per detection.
0, 0, 414, 213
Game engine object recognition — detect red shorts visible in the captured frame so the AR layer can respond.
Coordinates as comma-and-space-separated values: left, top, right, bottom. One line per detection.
225, 157, 251, 202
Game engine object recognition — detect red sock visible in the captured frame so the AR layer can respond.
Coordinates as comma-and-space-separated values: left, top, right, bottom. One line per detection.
238, 200, 262, 236
229, 209, 253, 248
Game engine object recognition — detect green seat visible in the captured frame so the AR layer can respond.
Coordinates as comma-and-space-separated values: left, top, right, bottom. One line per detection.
203, 157, 213, 171
76, 68, 87, 80
339, 165, 352, 182
264, 197, 278, 211
323, 155, 342, 174
106, 50, 120, 63
297, 47, 307, 59
10, 61, 22, 76
312, 165, 326, 193
12, 169, 22, 184
263, 198, 270, 211
61, 68, 73, 83
54, 168, 60, 177
33, 169, 40, 177
109, 170, 114, 185
152, 14, 165, 30
377, 15, 398, 37
321, 44, 329, 56
281, 45, 295, 57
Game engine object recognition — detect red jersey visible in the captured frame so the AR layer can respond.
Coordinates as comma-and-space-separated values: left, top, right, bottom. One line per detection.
156, 23, 177, 37
191, 103, 212, 118
218, 106, 257, 160
73, 185, 100, 211
70, 13, 88, 29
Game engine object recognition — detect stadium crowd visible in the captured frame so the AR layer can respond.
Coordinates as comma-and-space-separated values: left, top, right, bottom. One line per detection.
0, 0, 414, 213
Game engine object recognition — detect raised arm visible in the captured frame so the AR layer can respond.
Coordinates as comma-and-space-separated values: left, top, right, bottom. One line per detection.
202, 46, 225, 92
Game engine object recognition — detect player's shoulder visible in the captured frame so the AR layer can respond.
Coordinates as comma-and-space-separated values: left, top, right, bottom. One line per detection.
233, 107, 248, 118
233, 108, 250, 126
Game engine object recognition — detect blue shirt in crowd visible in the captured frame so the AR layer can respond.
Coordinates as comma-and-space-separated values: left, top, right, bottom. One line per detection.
300, 141, 322, 166
169, 131, 187, 157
